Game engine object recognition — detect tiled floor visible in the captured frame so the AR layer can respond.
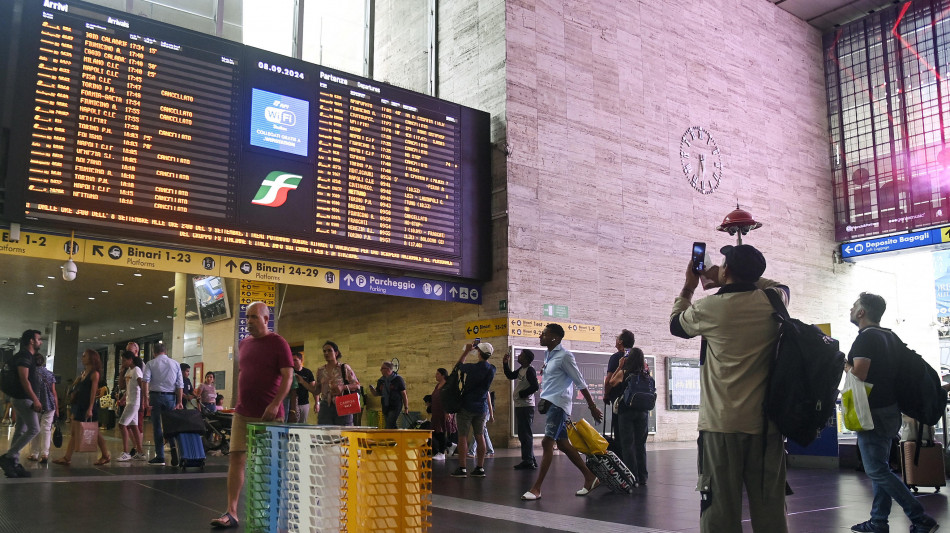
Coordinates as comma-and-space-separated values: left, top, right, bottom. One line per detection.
0, 422, 948, 532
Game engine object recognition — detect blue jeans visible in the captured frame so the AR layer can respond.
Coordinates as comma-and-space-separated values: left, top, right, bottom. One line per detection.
149, 392, 177, 460
857, 404, 925, 524
6, 399, 39, 461
515, 406, 536, 463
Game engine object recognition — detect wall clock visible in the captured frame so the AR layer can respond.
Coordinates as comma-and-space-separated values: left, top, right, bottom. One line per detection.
391, 357, 400, 372
679, 126, 723, 195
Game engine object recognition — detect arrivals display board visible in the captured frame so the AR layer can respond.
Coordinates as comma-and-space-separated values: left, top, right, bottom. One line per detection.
3, 0, 491, 280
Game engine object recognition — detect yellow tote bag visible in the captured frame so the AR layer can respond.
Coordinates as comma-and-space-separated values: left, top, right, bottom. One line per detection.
566, 418, 608, 455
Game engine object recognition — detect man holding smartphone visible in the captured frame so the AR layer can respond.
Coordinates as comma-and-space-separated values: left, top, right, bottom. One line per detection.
669, 244, 790, 533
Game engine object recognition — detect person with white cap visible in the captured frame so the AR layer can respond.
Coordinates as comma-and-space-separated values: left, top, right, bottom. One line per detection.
450, 341, 496, 479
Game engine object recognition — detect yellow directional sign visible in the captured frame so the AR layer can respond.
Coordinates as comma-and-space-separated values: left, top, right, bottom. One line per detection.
83, 239, 222, 276
464, 317, 508, 339
0, 230, 84, 261
508, 317, 601, 342
941, 226, 950, 243
240, 280, 277, 306
221, 255, 339, 290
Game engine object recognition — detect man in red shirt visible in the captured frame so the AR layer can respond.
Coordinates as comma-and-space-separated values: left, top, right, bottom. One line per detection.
211, 301, 293, 529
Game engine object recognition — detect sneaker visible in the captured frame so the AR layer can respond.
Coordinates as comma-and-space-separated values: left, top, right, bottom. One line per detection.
0, 455, 17, 478
129, 447, 137, 456
13, 464, 30, 478
450, 467, 468, 478
470, 466, 486, 478
117, 452, 133, 462
446, 443, 457, 455
147, 457, 166, 466
432, 453, 446, 461
911, 516, 939, 533
851, 520, 888, 533
514, 461, 537, 470
132, 453, 148, 461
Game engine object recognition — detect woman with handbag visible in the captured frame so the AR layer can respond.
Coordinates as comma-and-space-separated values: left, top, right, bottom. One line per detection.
606, 347, 652, 486
53, 349, 111, 466
304, 341, 360, 426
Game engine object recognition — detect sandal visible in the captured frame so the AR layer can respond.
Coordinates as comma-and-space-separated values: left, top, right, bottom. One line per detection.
93, 455, 111, 465
52, 457, 71, 466
210, 512, 240, 529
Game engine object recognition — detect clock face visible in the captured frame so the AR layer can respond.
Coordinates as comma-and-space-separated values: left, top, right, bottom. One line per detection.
679, 126, 723, 195
391, 357, 400, 372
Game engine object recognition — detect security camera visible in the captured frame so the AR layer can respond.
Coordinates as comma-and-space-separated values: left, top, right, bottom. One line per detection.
62, 259, 77, 281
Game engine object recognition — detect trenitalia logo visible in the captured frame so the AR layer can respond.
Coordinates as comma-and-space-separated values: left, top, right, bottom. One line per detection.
251, 172, 303, 207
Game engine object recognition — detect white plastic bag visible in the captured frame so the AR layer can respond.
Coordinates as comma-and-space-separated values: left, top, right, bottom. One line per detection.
842, 371, 874, 431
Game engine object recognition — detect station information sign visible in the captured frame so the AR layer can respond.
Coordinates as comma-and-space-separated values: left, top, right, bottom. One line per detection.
4, 0, 490, 280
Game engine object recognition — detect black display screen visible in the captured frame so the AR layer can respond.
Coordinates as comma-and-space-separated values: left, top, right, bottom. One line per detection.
3, 0, 491, 280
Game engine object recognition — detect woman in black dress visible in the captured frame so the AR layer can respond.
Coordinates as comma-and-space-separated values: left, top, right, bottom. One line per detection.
53, 349, 111, 465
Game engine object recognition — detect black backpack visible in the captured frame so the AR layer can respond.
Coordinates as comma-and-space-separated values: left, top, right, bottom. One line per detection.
887, 331, 947, 426
764, 290, 846, 448
622, 372, 657, 411
0, 358, 24, 399
440, 366, 465, 414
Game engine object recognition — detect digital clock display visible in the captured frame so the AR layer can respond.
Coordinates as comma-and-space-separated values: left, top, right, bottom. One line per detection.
3, 0, 491, 280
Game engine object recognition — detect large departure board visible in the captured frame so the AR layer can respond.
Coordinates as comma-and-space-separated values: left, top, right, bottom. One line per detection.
2, 0, 490, 280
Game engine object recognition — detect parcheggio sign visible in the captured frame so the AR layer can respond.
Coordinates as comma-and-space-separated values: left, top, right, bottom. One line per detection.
841, 227, 947, 259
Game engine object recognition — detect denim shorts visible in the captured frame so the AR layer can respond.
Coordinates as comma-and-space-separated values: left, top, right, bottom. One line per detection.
544, 404, 569, 440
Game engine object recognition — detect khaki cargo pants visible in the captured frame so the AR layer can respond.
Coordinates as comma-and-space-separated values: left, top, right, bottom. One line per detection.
697, 431, 788, 533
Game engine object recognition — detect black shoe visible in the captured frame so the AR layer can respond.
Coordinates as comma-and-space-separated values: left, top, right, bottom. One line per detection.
0, 455, 17, 478
514, 461, 537, 470
450, 467, 468, 478
470, 466, 486, 478
13, 464, 30, 478
148, 457, 166, 466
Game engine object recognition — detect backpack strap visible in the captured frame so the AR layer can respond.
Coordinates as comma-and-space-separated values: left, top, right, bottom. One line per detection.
763, 288, 789, 321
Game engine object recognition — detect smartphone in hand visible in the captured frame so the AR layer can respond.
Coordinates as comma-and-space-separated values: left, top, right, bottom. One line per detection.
691, 242, 707, 274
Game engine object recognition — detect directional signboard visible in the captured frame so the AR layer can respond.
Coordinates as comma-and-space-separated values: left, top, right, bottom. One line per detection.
464, 317, 508, 338
339, 269, 482, 304
84, 239, 219, 275
508, 318, 600, 342
0, 229, 84, 261
221, 255, 338, 289
841, 226, 950, 259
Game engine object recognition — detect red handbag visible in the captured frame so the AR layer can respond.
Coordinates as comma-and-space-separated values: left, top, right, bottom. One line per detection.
334, 393, 362, 416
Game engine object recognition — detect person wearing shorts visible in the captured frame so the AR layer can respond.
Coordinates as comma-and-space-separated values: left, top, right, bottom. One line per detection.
450, 341, 496, 479
210, 301, 293, 530
521, 324, 603, 501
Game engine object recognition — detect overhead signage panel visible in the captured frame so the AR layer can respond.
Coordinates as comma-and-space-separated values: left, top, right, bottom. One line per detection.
221, 255, 339, 290
83, 238, 221, 275
840, 227, 948, 259
0, 229, 84, 261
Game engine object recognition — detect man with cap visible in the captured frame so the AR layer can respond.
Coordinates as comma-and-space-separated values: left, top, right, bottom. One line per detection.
451, 341, 496, 479
669, 244, 790, 533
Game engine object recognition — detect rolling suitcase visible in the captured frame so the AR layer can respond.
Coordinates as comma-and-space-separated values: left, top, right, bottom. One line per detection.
900, 420, 946, 493
174, 432, 206, 471
585, 450, 637, 494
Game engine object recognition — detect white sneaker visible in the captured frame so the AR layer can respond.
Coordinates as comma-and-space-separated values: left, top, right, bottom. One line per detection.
446, 443, 457, 455
432, 453, 446, 461
132, 453, 148, 461
117, 452, 133, 462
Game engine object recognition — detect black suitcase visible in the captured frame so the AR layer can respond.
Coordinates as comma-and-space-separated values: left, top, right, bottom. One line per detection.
586, 450, 637, 494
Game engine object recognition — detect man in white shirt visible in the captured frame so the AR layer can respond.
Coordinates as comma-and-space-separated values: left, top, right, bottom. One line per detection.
142, 343, 183, 466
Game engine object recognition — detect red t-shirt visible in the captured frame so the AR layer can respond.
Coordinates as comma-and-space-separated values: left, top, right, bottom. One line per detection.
235, 333, 293, 418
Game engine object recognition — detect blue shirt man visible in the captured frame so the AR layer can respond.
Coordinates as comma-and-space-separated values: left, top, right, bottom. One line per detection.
522, 324, 603, 501
142, 344, 183, 466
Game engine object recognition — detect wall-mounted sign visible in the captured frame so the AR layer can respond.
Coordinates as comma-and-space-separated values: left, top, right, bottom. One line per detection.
841, 226, 949, 259
667, 357, 700, 411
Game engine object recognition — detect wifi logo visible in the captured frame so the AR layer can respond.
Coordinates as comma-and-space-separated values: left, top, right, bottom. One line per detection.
251, 172, 303, 207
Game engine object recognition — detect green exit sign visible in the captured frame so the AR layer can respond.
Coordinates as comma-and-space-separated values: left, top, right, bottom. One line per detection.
542, 304, 569, 319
